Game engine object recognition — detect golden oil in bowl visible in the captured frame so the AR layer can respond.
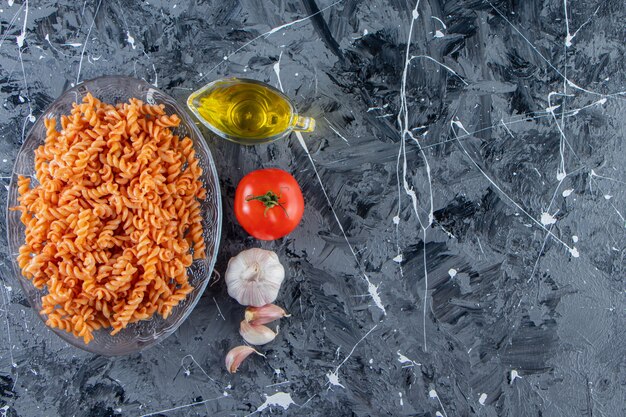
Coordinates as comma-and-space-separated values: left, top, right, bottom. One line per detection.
188, 78, 315, 145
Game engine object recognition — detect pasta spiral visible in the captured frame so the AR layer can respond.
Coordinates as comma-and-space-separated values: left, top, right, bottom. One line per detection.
12, 93, 206, 344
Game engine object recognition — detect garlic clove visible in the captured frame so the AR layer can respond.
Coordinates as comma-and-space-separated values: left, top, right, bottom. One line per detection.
225, 345, 264, 374
245, 304, 291, 325
225, 248, 285, 307
239, 320, 278, 345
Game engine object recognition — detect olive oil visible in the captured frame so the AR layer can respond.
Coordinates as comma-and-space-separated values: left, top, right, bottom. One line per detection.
188, 78, 315, 145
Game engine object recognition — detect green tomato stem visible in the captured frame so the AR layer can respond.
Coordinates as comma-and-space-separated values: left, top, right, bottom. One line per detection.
246, 190, 289, 217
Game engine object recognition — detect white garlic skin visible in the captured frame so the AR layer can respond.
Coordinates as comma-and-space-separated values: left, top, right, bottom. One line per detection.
245, 304, 290, 325
225, 345, 263, 373
239, 320, 277, 345
225, 248, 285, 307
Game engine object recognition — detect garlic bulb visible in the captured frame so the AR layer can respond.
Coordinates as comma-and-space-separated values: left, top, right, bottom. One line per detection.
225, 248, 285, 307
239, 320, 277, 345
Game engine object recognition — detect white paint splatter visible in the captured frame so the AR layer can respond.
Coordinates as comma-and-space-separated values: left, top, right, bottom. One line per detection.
325, 117, 349, 144
138, 393, 228, 417
500, 119, 515, 138
76, 0, 103, 84
545, 104, 560, 114
452, 120, 581, 260
327, 325, 378, 389
397, 1, 435, 354
393, 254, 403, 263
565, 3, 600, 48
180, 354, 216, 383
366, 282, 385, 313
563, 0, 573, 46
434, 30, 444, 38
126, 31, 136, 49
510, 369, 521, 384
16, 31, 26, 48
396, 351, 420, 366
298, 131, 385, 313
540, 212, 557, 225
448, 268, 457, 278
151, 63, 158, 87
326, 370, 345, 388
569, 247, 579, 258
451, 120, 469, 134
488, 2, 610, 98
392, 215, 400, 224
397, 352, 412, 364
604, 194, 612, 200
273, 51, 284, 92
562, 189, 574, 197
15, 0, 28, 48
410, 55, 468, 85
479, 393, 488, 405
368, 358, 373, 364
428, 389, 449, 417
253, 392, 296, 413
399, 392, 403, 406
367, 104, 389, 112
564, 34, 573, 47
436, 412, 444, 417
63, 42, 83, 47
201, 0, 343, 79
15, 0, 36, 137
572, 235, 578, 243
431, 15, 447, 28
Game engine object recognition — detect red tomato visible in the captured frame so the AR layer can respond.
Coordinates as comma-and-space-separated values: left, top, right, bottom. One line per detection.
234, 168, 304, 240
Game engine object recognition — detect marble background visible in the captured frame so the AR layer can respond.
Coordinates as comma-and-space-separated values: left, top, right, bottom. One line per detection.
0, 0, 624, 416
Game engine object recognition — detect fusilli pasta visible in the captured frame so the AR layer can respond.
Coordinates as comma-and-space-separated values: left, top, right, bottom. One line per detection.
12, 93, 206, 344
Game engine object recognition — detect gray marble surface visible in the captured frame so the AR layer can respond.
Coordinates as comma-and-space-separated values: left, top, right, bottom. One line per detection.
0, 0, 625, 416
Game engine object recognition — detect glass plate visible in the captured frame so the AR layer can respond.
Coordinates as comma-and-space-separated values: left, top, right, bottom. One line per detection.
5, 76, 222, 355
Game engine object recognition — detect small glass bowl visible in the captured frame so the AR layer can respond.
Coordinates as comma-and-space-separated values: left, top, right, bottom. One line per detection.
5, 76, 222, 355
